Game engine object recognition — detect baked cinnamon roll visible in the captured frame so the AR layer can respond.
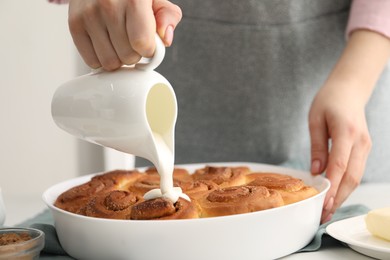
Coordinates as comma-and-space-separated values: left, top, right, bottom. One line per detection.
145, 167, 193, 182
178, 180, 219, 200
192, 166, 249, 188
128, 174, 161, 197
55, 166, 319, 220
197, 185, 284, 218
130, 197, 199, 220
91, 169, 142, 190
129, 168, 192, 197
83, 190, 142, 219
55, 170, 141, 213
246, 173, 318, 205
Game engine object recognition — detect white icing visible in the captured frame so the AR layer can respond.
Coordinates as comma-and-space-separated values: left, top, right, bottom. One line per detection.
144, 132, 190, 203
143, 187, 191, 202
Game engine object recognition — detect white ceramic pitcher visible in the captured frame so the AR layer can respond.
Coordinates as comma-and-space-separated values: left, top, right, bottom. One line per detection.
51, 35, 177, 176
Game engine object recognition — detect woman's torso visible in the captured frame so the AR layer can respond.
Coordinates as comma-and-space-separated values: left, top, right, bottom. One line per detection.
137, 0, 390, 182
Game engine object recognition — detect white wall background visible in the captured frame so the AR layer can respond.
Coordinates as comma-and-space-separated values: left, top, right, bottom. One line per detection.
0, 0, 106, 226
0, 0, 138, 226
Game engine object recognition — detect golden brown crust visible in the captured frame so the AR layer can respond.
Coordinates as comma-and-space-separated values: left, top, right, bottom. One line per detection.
245, 173, 305, 191
192, 166, 250, 188
91, 169, 143, 190
145, 167, 193, 182
83, 190, 143, 219
54, 179, 111, 214
177, 180, 219, 200
130, 197, 199, 220
276, 186, 319, 205
197, 185, 284, 218
246, 172, 319, 205
54, 170, 141, 213
55, 167, 318, 220
127, 174, 161, 197
128, 168, 190, 197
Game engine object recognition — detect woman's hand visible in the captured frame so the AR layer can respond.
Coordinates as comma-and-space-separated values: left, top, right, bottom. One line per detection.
309, 30, 390, 223
309, 79, 371, 223
68, 0, 182, 71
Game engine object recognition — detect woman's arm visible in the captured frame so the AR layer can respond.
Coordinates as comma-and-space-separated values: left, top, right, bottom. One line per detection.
310, 28, 390, 223
347, 0, 390, 39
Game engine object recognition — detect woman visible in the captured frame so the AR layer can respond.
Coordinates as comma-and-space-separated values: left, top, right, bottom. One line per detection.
52, 0, 390, 222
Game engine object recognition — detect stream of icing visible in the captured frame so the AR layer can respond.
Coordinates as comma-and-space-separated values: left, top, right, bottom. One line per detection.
143, 132, 190, 202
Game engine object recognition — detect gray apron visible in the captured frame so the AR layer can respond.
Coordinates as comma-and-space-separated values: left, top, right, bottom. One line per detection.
137, 0, 390, 183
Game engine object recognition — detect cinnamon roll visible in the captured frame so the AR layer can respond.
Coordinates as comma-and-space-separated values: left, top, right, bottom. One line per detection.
192, 166, 250, 188
145, 167, 193, 182
55, 166, 319, 220
178, 180, 219, 200
128, 174, 161, 197
130, 197, 199, 220
197, 185, 284, 218
83, 190, 142, 219
92, 169, 143, 190
129, 168, 192, 197
55, 170, 141, 213
246, 173, 318, 205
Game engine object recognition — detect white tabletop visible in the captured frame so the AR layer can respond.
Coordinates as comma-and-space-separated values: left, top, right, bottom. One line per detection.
283, 183, 390, 259
3, 191, 46, 227
3, 183, 390, 259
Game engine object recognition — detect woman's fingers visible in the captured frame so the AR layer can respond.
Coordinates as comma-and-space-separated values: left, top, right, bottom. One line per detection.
69, 27, 101, 69
321, 130, 353, 222
68, 0, 182, 70
126, 0, 156, 58
68, 1, 101, 68
329, 128, 371, 216
87, 19, 121, 71
101, 0, 142, 65
153, 0, 183, 46
309, 113, 329, 175
69, 0, 122, 70
320, 118, 371, 223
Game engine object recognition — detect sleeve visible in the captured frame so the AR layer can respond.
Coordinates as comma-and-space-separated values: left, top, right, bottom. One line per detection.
48, 0, 69, 4
346, 0, 390, 39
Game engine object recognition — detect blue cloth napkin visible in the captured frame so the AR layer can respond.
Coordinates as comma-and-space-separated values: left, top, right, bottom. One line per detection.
18, 204, 370, 259
298, 204, 370, 252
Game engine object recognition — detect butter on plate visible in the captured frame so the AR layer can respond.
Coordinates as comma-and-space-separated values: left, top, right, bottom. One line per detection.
365, 207, 390, 242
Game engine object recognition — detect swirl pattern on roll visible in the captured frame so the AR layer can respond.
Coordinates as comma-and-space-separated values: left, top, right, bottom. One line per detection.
55, 166, 318, 220
55, 170, 141, 213
128, 168, 192, 197
178, 180, 219, 200
83, 190, 142, 219
192, 166, 250, 187
130, 197, 199, 220
245, 172, 319, 205
197, 185, 284, 217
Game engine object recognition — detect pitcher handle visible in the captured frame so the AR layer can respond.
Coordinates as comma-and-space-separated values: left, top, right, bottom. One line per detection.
135, 34, 166, 71
90, 34, 165, 74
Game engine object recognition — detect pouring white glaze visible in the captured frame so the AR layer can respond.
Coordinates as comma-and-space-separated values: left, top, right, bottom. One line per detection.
143, 132, 190, 202
142, 83, 189, 201
51, 35, 188, 203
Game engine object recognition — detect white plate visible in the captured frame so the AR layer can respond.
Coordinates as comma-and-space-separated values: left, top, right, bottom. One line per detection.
326, 215, 390, 260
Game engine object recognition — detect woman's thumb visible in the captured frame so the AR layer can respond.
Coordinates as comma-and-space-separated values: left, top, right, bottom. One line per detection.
153, 0, 182, 46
